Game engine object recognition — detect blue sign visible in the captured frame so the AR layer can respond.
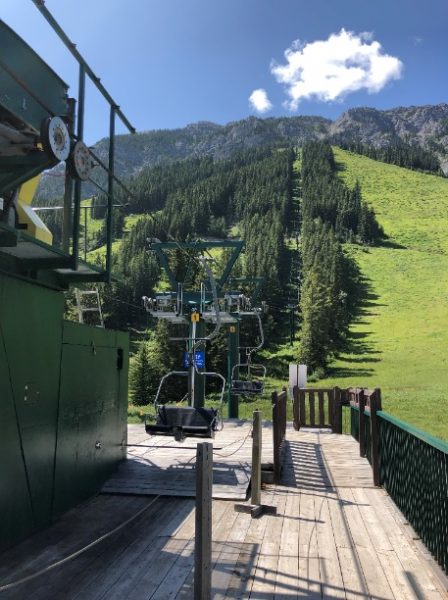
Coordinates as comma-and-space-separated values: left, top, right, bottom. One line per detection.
183, 351, 205, 369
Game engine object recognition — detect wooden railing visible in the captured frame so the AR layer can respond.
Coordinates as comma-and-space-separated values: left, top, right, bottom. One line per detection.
272, 389, 287, 484
292, 386, 343, 433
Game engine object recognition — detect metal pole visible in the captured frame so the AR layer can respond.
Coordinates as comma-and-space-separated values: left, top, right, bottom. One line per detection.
228, 322, 239, 418
72, 64, 85, 269
105, 106, 115, 282
83, 206, 87, 262
194, 442, 212, 600
30, 0, 135, 134
189, 319, 197, 407
251, 410, 262, 506
62, 98, 75, 253
193, 319, 206, 408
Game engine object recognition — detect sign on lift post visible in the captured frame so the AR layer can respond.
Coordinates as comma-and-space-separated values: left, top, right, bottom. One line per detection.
184, 351, 205, 369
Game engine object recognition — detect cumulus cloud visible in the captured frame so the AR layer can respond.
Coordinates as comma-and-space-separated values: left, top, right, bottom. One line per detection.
271, 29, 403, 110
249, 88, 273, 113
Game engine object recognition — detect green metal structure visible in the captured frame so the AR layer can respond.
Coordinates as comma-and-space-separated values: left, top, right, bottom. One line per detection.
0, 7, 135, 284
0, 8, 132, 551
0, 272, 129, 552
148, 240, 244, 412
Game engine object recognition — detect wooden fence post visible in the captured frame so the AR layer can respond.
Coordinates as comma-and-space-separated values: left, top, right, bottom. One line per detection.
299, 388, 306, 428
358, 389, 366, 457
251, 410, 262, 506
272, 392, 279, 484
195, 442, 213, 600
370, 389, 382, 487
292, 386, 299, 430
333, 387, 342, 434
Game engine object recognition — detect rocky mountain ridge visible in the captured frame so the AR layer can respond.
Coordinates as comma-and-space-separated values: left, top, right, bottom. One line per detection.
37, 103, 448, 200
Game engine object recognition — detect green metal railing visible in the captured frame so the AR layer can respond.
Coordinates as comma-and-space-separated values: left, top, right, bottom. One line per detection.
350, 398, 448, 575
378, 412, 448, 575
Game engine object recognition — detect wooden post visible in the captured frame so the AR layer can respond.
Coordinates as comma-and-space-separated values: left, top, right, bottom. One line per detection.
370, 389, 382, 487
299, 388, 306, 427
318, 391, 325, 426
358, 389, 366, 456
333, 387, 342, 434
272, 392, 279, 484
292, 386, 299, 431
195, 442, 213, 600
251, 410, 262, 506
309, 391, 315, 426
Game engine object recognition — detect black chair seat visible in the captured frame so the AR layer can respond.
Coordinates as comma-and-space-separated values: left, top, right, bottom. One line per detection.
146, 406, 218, 439
231, 380, 264, 394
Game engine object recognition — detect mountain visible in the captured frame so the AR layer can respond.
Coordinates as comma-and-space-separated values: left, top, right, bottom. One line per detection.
331, 104, 448, 170
37, 104, 448, 200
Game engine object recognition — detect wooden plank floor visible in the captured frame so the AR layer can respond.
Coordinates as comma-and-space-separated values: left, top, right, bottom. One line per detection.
102, 421, 274, 500
0, 424, 446, 599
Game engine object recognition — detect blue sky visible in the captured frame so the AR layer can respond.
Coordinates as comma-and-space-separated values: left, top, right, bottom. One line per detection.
2, 0, 447, 143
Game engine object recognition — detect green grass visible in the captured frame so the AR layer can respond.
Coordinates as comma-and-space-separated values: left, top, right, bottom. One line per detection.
316, 149, 448, 440
85, 213, 145, 265
122, 151, 448, 440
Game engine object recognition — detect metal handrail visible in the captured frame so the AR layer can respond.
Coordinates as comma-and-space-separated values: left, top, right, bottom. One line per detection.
30, 0, 135, 133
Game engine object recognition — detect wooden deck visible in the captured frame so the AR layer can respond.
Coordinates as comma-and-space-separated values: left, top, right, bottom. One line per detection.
102, 421, 274, 500
0, 423, 446, 599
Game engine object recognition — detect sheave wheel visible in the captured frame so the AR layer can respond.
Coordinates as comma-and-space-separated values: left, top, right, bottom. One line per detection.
41, 116, 71, 162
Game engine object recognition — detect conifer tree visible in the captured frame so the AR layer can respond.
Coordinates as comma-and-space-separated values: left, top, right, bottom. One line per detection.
130, 341, 155, 406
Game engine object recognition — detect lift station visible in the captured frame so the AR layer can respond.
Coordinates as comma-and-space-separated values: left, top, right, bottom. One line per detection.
0, 6, 133, 552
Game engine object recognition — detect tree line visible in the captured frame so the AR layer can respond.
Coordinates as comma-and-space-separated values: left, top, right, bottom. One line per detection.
332, 137, 444, 176
298, 142, 383, 372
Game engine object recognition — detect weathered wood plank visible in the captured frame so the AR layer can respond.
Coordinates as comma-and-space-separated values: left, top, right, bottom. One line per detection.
314, 490, 345, 599
250, 490, 287, 598
298, 489, 321, 598
337, 487, 395, 599
274, 490, 300, 599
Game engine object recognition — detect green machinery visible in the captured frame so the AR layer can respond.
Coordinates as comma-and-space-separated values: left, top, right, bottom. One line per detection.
143, 240, 267, 432
0, 7, 133, 551
0, 5, 134, 284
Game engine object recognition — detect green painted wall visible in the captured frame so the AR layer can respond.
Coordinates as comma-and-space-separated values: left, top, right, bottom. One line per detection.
0, 273, 128, 552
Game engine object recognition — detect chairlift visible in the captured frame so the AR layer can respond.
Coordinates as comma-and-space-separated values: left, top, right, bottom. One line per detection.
144, 257, 227, 442
230, 361, 266, 395
145, 364, 226, 442
142, 284, 187, 324
229, 309, 267, 396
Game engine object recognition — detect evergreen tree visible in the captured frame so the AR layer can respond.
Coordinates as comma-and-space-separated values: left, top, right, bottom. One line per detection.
130, 341, 155, 406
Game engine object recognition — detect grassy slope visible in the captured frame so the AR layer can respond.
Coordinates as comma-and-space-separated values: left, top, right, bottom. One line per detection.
318, 149, 448, 440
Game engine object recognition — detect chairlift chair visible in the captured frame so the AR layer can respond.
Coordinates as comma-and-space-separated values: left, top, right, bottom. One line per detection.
144, 256, 227, 442
229, 307, 267, 396
230, 361, 266, 395
145, 360, 226, 442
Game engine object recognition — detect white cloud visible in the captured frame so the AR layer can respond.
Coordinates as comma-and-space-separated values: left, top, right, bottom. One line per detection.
249, 88, 273, 113
271, 29, 403, 110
